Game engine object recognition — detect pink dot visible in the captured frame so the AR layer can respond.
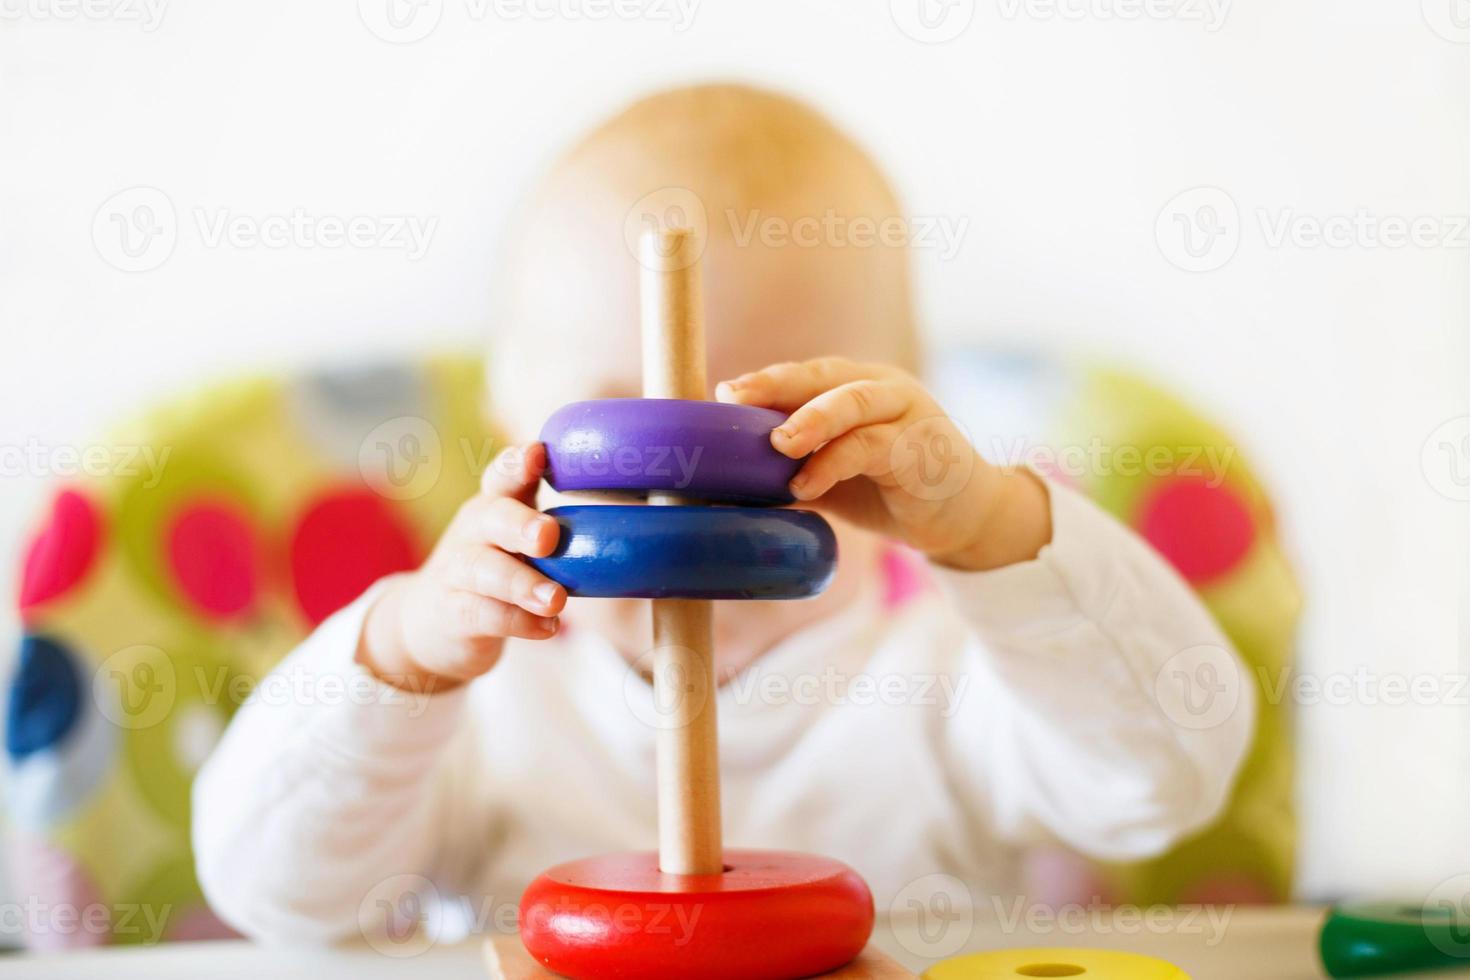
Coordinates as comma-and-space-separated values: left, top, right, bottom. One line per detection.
291, 489, 420, 626
1032, 453, 1080, 490
1179, 871, 1277, 905
1137, 477, 1256, 585
879, 543, 931, 612
166, 501, 261, 620
5, 834, 107, 950
19, 490, 103, 615
1020, 847, 1119, 910
169, 906, 239, 941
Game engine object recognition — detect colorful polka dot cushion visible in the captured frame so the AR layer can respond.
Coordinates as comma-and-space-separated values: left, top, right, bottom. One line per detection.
3, 348, 1298, 948
934, 348, 1300, 907
5, 356, 491, 947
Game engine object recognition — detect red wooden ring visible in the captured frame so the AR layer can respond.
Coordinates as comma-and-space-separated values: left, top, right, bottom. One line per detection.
519, 849, 874, 980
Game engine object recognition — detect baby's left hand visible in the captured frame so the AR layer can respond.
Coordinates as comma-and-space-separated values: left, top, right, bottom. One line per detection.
716, 357, 1052, 571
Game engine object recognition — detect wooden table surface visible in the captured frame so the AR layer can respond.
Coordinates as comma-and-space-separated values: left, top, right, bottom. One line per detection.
4, 905, 1342, 979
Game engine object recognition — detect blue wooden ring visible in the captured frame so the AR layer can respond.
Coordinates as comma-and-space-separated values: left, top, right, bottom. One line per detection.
540, 399, 800, 505
526, 506, 836, 600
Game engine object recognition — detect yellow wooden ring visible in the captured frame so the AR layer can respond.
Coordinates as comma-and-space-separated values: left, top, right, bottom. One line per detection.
923, 948, 1190, 980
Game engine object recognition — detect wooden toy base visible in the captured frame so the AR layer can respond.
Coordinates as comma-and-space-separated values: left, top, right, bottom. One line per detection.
484, 935, 917, 979
517, 850, 877, 980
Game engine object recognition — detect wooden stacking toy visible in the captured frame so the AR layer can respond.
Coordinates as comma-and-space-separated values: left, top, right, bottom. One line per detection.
495, 228, 905, 980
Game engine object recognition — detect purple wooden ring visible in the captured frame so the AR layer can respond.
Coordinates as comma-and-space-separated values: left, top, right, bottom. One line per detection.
540, 399, 799, 505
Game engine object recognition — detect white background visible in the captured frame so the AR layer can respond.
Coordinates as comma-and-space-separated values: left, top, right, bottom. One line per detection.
2, 0, 1467, 907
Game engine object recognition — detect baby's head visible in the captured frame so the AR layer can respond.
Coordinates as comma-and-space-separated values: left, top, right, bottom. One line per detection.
490, 82, 919, 442
490, 83, 920, 667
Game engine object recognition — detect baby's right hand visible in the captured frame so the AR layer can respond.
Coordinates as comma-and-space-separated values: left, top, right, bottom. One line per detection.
357, 443, 566, 692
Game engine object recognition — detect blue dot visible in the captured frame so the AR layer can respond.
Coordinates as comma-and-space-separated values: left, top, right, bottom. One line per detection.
5, 634, 82, 762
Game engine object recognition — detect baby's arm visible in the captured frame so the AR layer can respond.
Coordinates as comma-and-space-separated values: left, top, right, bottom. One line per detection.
935, 480, 1254, 859
191, 588, 467, 942
193, 446, 565, 941
721, 357, 1253, 857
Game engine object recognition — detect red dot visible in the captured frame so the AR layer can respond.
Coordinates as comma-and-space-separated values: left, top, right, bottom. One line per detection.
1137, 477, 1256, 585
19, 490, 103, 614
166, 501, 261, 620
290, 489, 421, 626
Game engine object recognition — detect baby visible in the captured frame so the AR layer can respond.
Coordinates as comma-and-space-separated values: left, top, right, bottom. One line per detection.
193, 84, 1253, 942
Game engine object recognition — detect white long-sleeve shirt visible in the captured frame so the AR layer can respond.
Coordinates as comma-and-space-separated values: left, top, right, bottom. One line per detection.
192, 480, 1254, 944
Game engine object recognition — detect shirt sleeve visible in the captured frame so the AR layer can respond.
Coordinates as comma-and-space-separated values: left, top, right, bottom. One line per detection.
191, 577, 472, 943
936, 476, 1256, 861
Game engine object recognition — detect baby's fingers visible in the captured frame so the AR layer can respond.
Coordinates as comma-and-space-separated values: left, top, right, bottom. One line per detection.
444, 545, 566, 618
460, 494, 561, 558
771, 380, 909, 458
789, 424, 898, 501
443, 590, 559, 642
481, 442, 548, 501
716, 357, 893, 413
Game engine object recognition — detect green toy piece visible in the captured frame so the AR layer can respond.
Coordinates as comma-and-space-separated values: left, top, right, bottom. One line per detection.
1320, 901, 1470, 977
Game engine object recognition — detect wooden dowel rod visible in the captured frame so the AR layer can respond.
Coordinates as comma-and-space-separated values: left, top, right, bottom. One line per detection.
639, 227, 724, 876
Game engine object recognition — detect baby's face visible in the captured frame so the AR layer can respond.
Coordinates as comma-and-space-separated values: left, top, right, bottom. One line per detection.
486, 160, 914, 670
488, 179, 911, 443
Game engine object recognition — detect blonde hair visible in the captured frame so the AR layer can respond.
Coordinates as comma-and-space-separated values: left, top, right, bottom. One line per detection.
493, 82, 921, 412
562, 83, 903, 221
